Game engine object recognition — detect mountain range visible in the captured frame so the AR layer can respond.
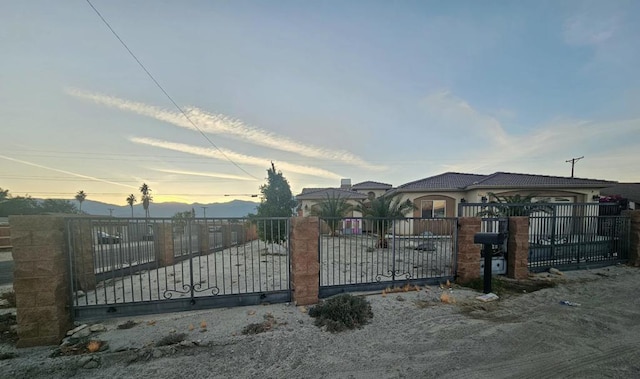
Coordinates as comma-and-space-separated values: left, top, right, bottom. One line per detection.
79, 199, 260, 218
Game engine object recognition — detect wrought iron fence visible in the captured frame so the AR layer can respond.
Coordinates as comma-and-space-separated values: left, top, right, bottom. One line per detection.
318, 217, 457, 297
66, 217, 290, 320
459, 202, 629, 272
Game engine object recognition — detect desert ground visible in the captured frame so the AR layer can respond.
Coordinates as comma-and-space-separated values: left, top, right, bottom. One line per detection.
1, 262, 639, 379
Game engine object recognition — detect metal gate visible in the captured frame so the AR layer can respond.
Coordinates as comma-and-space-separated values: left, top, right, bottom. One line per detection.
318, 217, 457, 297
67, 217, 290, 320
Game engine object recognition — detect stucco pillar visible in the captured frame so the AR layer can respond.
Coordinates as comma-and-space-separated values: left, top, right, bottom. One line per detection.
507, 217, 530, 279
456, 217, 482, 283
290, 217, 320, 305
10, 215, 72, 347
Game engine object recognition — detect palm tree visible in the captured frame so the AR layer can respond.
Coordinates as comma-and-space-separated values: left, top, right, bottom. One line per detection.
477, 192, 551, 217
355, 192, 416, 248
310, 194, 354, 236
126, 194, 136, 218
139, 183, 152, 218
75, 190, 87, 213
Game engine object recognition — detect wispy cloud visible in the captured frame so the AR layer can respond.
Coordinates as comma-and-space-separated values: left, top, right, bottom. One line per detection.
130, 137, 343, 180
0, 155, 138, 189
423, 90, 510, 146
152, 168, 258, 181
67, 88, 386, 171
421, 90, 640, 178
563, 13, 618, 47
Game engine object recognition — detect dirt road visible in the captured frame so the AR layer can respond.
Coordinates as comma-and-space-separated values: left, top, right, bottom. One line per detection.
1, 264, 639, 378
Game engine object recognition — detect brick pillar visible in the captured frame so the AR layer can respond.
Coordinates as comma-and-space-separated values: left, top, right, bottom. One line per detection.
507, 217, 530, 279
155, 223, 174, 267
456, 217, 481, 283
9, 215, 72, 347
290, 217, 319, 306
0, 224, 11, 250
198, 223, 210, 254
69, 219, 96, 291
623, 210, 640, 266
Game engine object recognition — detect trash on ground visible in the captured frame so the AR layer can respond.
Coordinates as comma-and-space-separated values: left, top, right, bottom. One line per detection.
476, 293, 499, 302
559, 300, 580, 307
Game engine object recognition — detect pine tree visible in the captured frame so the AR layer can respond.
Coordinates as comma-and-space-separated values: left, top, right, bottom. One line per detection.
255, 162, 296, 243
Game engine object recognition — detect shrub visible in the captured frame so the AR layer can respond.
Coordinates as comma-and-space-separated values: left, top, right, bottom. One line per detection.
308, 294, 373, 332
0, 291, 16, 308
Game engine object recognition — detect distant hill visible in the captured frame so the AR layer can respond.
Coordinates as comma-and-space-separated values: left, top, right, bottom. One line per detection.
78, 199, 259, 218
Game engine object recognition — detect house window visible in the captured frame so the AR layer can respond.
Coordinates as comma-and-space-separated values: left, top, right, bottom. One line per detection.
421, 200, 446, 218
367, 191, 376, 200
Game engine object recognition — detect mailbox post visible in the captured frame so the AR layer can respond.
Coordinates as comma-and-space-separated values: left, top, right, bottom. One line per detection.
474, 232, 506, 294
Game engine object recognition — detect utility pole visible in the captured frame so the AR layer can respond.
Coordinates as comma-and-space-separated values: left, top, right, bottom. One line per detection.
565, 156, 584, 178
201, 206, 207, 218
108, 208, 114, 217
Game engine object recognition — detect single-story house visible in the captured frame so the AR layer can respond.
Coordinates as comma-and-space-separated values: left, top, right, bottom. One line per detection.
601, 183, 640, 210
295, 179, 393, 217
394, 172, 616, 219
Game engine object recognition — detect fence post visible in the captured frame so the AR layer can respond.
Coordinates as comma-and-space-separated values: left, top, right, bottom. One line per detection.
507, 217, 530, 279
456, 217, 482, 283
9, 215, 73, 347
623, 210, 640, 266
69, 219, 96, 292
155, 223, 174, 267
290, 217, 319, 305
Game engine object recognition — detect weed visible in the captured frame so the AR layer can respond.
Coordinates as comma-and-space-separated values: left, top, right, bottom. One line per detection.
308, 294, 373, 333
242, 314, 276, 335
117, 320, 138, 330
155, 332, 186, 347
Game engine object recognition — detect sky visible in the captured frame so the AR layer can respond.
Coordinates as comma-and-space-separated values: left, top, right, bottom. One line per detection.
1, 0, 639, 206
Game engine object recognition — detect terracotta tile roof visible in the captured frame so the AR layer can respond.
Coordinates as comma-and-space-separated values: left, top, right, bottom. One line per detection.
397, 172, 486, 191
295, 188, 368, 200
601, 183, 640, 203
469, 172, 615, 188
397, 171, 615, 191
351, 181, 393, 190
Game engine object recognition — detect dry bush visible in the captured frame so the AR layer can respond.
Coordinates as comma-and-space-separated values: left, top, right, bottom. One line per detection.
308, 294, 373, 333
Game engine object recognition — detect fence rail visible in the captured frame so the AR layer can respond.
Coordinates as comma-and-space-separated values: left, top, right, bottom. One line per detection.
318, 217, 457, 297
459, 202, 629, 272
66, 217, 291, 320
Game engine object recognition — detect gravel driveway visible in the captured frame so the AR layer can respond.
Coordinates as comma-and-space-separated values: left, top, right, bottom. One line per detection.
1, 264, 639, 378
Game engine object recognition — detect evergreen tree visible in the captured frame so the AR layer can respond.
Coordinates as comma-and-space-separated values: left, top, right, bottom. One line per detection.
255, 162, 296, 243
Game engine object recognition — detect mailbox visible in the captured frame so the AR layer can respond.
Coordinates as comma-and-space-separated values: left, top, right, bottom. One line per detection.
474, 232, 506, 245
474, 232, 506, 294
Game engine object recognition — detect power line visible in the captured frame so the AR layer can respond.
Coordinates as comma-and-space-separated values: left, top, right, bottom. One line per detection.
565, 156, 584, 178
84, 0, 259, 180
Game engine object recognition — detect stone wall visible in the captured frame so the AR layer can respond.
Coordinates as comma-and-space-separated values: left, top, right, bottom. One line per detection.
9, 215, 72, 347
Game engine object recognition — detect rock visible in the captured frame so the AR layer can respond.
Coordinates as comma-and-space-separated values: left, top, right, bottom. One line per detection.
67, 324, 88, 336
549, 268, 564, 276
152, 349, 163, 359
396, 296, 405, 302
71, 328, 92, 339
78, 355, 100, 369
179, 340, 194, 347
89, 324, 106, 333
84, 359, 99, 369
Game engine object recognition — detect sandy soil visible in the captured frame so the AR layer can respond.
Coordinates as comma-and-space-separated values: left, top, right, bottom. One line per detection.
1, 264, 639, 378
